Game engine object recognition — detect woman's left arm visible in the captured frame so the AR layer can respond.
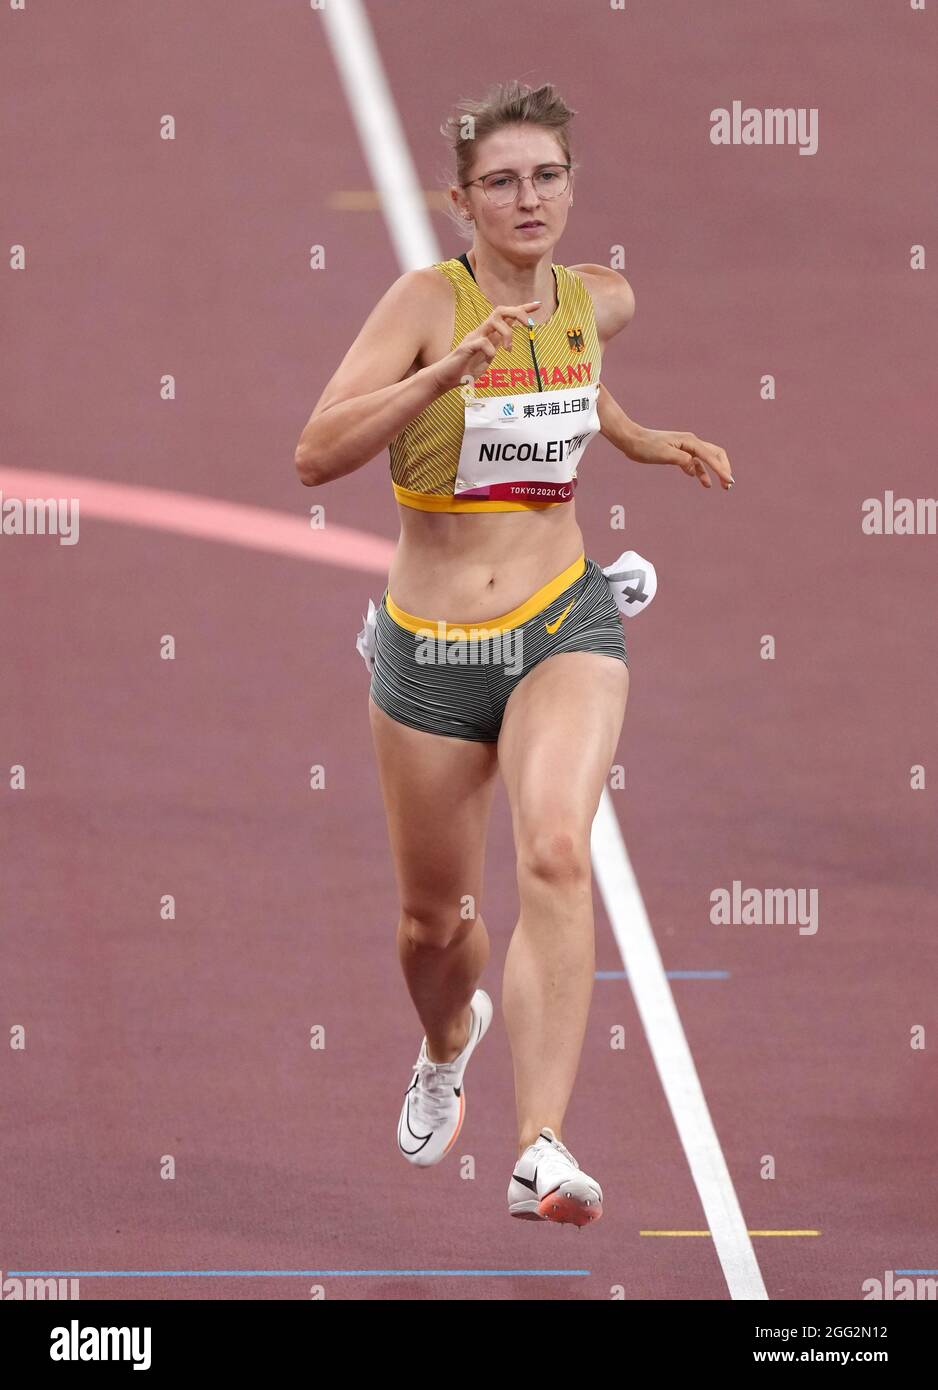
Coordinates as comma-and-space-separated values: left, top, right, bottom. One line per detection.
569, 264, 735, 491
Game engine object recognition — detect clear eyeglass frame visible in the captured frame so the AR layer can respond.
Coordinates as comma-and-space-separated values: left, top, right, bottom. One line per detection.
462, 164, 571, 207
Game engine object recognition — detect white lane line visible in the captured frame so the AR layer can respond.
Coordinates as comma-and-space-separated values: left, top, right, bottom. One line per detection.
319, 0, 437, 272
319, 0, 768, 1302
591, 795, 768, 1299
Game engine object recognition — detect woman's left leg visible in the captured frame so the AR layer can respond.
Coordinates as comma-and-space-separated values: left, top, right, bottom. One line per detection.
497, 650, 629, 1158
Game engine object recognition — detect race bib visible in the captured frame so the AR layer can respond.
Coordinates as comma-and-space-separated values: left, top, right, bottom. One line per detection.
454, 383, 600, 503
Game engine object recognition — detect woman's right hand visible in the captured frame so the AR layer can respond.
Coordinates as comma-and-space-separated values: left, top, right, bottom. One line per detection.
427, 302, 542, 393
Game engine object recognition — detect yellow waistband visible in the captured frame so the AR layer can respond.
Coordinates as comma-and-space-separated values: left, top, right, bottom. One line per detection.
392, 481, 563, 513
384, 553, 586, 638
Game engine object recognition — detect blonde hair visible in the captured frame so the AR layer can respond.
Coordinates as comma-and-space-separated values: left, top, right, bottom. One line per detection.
439, 80, 577, 240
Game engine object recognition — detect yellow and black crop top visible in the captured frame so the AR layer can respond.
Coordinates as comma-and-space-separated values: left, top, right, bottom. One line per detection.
389, 254, 602, 512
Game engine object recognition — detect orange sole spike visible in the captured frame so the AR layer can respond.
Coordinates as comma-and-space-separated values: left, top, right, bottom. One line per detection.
538, 1191, 603, 1227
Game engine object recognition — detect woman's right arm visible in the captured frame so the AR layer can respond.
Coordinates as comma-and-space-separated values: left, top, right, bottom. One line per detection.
293, 270, 540, 487
293, 269, 446, 487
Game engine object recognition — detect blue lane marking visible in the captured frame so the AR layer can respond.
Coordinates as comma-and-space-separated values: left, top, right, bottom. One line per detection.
7, 1268, 590, 1278
895, 1269, 938, 1275
595, 970, 730, 980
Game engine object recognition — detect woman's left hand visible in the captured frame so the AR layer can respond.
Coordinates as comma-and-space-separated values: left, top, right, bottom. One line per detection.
626, 427, 735, 490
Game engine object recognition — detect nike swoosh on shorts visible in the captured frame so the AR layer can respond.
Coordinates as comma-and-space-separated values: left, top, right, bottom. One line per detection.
545, 600, 576, 634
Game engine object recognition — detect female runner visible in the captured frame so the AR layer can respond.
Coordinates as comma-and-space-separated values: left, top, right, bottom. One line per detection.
294, 81, 733, 1228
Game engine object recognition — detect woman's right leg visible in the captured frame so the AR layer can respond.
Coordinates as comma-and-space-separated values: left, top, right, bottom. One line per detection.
368, 697, 499, 1063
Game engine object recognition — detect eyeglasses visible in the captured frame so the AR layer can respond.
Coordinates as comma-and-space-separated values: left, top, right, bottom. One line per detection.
460, 164, 571, 207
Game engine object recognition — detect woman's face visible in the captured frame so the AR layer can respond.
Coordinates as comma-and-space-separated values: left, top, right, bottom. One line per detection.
455, 124, 572, 261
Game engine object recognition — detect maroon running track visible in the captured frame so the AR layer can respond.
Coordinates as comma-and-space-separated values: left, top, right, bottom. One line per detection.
2, 0, 936, 1301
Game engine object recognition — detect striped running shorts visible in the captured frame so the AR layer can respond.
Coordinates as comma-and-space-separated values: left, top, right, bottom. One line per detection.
369, 552, 628, 742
